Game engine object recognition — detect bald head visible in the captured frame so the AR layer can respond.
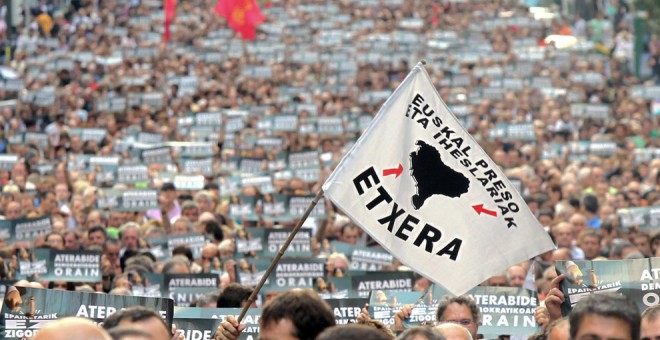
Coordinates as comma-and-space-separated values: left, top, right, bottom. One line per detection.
33, 317, 111, 340
434, 322, 472, 340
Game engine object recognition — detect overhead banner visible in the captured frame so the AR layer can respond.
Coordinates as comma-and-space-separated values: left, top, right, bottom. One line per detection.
369, 285, 540, 337
556, 258, 660, 315
322, 63, 554, 295
18, 249, 102, 282
0, 286, 174, 339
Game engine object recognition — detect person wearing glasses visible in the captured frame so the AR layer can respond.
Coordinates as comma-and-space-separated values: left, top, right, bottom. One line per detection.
393, 295, 480, 339
434, 295, 480, 340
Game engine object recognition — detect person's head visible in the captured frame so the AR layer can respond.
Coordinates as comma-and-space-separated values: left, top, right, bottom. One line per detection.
339, 223, 361, 245
181, 201, 200, 223
577, 230, 602, 260
86, 210, 107, 229
194, 191, 214, 213
63, 230, 81, 250
259, 289, 336, 340
160, 182, 177, 203
120, 223, 140, 250
45, 232, 65, 250
316, 324, 393, 340
34, 317, 111, 340
88, 226, 108, 247
434, 322, 471, 340
633, 234, 652, 257
171, 217, 192, 235
5, 201, 22, 219
569, 293, 640, 340
55, 182, 70, 203
202, 220, 224, 243
217, 283, 253, 308
610, 240, 638, 260
161, 256, 190, 274
103, 306, 170, 340
436, 296, 479, 339
104, 238, 121, 263
545, 318, 569, 340
552, 222, 575, 248
107, 327, 153, 340
506, 265, 526, 287
398, 327, 445, 340
641, 305, 660, 340
201, 243, 219, 266
486, 273, 508, 287
39, 190, 57, 213
569, 213, 587, 234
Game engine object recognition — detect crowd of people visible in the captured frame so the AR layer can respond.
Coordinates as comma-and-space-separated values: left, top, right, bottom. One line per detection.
0, 0, 659, 338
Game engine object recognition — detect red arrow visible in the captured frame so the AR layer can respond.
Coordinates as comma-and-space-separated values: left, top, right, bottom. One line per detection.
383, 164, 403, 178
472, 204, 498, 217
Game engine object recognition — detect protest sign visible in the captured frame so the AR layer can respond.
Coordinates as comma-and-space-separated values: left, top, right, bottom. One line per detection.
369, 285, 539, 336
133, 273, 219, 307
352, 272, 415, 298
18, 249, 101, 282
0, 217, 52, 244
556, 258, 660, 315
173, 307, 262, 340
325, 298, 369, 324
322, 63, 554, 295
331, 241, 394, 272
617, 206, 660, 231
0, 286, 174, 339
149, 233, 207, 261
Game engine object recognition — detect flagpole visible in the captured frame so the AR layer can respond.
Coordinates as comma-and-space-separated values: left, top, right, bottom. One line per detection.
236, 189, 325, 322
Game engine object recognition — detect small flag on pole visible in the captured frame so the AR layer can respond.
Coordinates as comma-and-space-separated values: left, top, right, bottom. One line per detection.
322, 62, 554, 296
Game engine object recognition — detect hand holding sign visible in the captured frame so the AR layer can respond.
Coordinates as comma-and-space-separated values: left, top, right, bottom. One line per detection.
214, 315, 245, 340
394, 304, 414, 331
544, 274, 565, 322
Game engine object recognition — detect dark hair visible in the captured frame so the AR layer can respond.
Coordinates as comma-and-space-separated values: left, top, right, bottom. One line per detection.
217, 283, 253, 308
204, 220, 224, 242
395, 326, 445, 340
582, 194, 599, 214
107, 327, 153, 340
47, 281, 75, 290
103, 306, 169, 336
104, 238, 121, 251
569, 293, 640, 340
261, 290, 335, 340
316, 324, 393, 340
436, 295, 480, 324
172, 245, 194, 262
88, 226, 107, 238
340, 222, 359, 236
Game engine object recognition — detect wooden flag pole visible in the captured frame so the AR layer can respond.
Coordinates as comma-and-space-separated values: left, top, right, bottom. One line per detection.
236, 189, 325, 322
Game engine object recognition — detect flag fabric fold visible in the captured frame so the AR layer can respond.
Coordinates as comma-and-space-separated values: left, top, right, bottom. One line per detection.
322, 63, 555, 296
163, 0, 177, 42
215, 0, 265, 40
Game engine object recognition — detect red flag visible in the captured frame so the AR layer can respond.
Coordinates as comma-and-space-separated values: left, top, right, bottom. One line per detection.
215, 0, 265, 40
164, 0, 177, 42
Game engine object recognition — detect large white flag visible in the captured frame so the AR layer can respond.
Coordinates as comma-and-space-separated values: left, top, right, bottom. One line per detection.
322, 63, 554, 296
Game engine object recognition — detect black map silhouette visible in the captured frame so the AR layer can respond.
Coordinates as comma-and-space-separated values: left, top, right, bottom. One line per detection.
409, 140, 470, 209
